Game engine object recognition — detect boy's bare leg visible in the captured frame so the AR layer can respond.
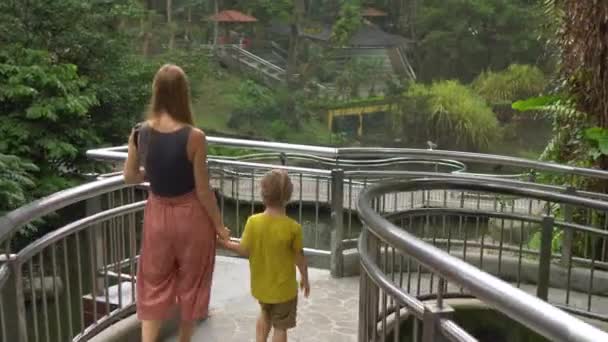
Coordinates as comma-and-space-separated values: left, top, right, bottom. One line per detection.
271, 329, 287, 342
256, 311, 271, 342
178, 320, 194, 342
142, 320, 162, 342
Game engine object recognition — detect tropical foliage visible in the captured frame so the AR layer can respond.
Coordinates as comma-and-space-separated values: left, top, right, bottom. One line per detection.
414, 0, 546, 82
473, 65, 547, 106
395, 81, 500, 151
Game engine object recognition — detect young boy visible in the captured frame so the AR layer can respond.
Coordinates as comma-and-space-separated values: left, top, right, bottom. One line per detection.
223, 169, 310, 342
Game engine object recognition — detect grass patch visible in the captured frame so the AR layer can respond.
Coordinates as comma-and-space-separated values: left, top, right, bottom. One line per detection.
191, 71, 334, 145
191, 72, 242, 133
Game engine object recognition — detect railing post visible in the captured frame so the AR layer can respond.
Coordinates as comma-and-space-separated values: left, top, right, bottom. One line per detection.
561, 187, 575, 266
330, 169, 344, 278
86, 195, 105, 294
537, 215, 554, 301
13, 260, 28, 342
422, 303, 454, 342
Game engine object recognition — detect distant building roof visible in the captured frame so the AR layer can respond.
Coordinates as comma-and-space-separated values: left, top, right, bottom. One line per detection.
269, 22, 409, 48
361, 7, 388, 17
209, 10, 257, 23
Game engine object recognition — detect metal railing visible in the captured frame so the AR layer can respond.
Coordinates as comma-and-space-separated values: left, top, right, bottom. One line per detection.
1, 137, 608, 340
357, 179, 608, 341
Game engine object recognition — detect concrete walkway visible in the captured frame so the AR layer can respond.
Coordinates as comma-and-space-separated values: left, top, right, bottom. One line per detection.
164, 256, 359, 342
163, 256, 608, 341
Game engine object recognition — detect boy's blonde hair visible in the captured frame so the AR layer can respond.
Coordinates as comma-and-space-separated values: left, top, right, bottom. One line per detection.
261, 169, 293, 207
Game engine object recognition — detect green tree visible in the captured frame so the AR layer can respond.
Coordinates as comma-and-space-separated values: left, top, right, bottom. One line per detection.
414, 0, 546, 82
0, 154, 37, 215
0, 47, 100, 195
0, 0, 155, 145
0, 0, 156, 200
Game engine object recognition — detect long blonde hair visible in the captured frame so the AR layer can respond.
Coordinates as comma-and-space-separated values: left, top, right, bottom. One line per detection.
147, 64, 194, 125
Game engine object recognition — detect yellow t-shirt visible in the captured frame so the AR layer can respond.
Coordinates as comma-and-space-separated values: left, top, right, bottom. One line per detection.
241, 213, 303, 304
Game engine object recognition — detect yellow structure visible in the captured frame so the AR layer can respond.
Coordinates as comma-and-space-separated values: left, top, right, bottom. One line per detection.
327, 104, 392, 137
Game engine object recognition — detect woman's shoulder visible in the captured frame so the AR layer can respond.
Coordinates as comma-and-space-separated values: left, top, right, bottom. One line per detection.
188, 127, 207, 145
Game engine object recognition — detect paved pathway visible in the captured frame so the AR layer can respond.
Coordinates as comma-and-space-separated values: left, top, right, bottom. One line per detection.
210, 174, 545, 215
164, 256, 359, 342
163, 256, 608, 341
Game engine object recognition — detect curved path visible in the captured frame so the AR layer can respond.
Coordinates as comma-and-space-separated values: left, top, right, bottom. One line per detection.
158, 256, 608, 342
164, 255, 359, 342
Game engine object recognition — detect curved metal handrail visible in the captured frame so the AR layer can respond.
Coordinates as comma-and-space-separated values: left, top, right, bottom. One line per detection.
358, 179, 608, 342
358, 230, 477, 341
15, 201, 145, 263
382, 178, 608, 211
87, 137, 608, 182
340, 147, 608, 180
219, 152, 467, 171
0, 176, 126, 243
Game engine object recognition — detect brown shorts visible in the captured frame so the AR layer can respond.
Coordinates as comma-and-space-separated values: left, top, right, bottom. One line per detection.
260, 297, 298, 330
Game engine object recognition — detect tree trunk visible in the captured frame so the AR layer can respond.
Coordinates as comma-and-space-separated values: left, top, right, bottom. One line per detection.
167, 0, 174, 51
185, 6, 192, 41
142, 1, 152, 57
286, 23, 299, 89
213, 0, 219, 45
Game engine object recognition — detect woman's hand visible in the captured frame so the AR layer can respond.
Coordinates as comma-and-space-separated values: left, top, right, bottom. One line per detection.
216, 226, 230, 241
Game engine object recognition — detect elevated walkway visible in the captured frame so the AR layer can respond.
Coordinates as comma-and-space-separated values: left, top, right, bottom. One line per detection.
3, 138, 608, 341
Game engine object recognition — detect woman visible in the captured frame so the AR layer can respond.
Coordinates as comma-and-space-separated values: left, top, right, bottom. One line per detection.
124, 64, 230, 342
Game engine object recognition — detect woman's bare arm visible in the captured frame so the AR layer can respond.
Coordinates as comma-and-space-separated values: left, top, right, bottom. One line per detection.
124, 131, 145, 184
191, 129, 229, 239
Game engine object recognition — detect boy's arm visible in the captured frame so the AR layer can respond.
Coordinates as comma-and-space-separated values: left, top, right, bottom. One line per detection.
295, 249, 310, 297
223, 239, 249, 257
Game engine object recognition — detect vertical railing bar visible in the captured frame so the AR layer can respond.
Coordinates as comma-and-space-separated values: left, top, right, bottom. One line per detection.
220, 171, 225, 216
28, 260, 39, 342
75, 232, 85, 332
510, 200, 515, 246
39, 253, 51, 342
498, 206, 506, 276
315, 175, 320, 249
428, 213, 434, 294
101, 226, 111, 316
250, 169, 255, 216
88, 229, 98, 323
603, 214, 608, 262
62, 238, 74, 340
128, 196, 137, 304
348, 177, 353, 237
51, 244, 63, 341
299, 173, 303, 224
236, 170, 241, 236
394, 296, 400, 342
537, 216, 553, 301
517, 218, 525, 288
462, 215, 468, 262
588, 234, 596, 312
566, 230, 573, 305
381, 241, 388, 341
391, 247, 396, 284
459, 215, 465, 294
116, 215, 124, 311
327, 175, 331, 204
407, 217, 413, 293
399, 249, 404, 289
0, 293, 6, 342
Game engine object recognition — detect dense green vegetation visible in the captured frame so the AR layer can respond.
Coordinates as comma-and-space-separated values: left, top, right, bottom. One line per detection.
1, 0, 606, 223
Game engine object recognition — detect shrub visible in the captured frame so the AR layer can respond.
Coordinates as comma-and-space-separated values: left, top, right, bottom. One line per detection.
472, 64, 546, 105
395, 81, 500, 151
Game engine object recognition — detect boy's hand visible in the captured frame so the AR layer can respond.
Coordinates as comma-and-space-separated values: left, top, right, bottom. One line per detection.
300, 278, 310, 298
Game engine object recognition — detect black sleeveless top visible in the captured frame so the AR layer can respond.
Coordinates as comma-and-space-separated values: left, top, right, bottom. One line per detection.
144, 126, 196, 197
